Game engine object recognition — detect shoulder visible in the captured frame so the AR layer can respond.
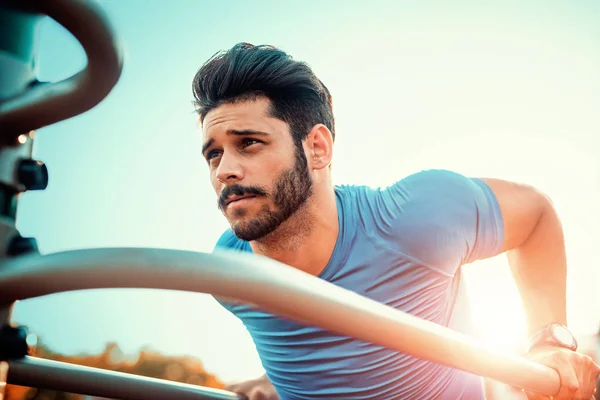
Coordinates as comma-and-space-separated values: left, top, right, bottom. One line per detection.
382, 168, 501, 232
389, 169, 481, 197
381, 169, 497, 214
335, 169, 483, 226
336, 169, 481, 204
345, 169, 502, 273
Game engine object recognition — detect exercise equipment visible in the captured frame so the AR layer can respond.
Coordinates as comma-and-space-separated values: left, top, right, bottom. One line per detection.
0, 1, 561, 399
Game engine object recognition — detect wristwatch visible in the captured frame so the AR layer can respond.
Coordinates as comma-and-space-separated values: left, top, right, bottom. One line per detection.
527, 323, 578, 352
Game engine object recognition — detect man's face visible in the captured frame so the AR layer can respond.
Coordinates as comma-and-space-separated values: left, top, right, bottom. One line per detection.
201, 97, 313, 241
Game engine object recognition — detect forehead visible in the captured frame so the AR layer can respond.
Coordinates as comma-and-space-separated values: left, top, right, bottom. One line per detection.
201, 98, 289, 140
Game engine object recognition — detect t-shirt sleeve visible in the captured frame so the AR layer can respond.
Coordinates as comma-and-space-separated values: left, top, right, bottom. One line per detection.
361, 169, 504, 276
213, 229, 245, 252
211, 229, 252, 308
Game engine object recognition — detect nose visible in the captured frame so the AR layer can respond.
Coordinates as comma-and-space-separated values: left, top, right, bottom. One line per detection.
215, 152, 244, 184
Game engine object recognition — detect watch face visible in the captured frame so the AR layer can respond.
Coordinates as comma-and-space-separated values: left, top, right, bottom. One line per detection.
552, 324, 576, 348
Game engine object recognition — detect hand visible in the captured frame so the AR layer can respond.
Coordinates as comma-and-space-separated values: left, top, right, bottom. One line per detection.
226, 374, 280, 400
525, 347, 600, 400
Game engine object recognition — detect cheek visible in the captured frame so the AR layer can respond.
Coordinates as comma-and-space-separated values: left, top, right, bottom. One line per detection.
210, 173, 220, 193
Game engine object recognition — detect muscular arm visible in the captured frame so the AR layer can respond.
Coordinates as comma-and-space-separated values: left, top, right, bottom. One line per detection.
481, 178, 566, 334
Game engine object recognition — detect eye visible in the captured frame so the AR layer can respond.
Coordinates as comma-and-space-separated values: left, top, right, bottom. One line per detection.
241, 138, 262, 148
206, 149, 221, 161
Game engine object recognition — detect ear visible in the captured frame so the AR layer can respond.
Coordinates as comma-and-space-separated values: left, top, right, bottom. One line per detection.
306, 124, 333, 170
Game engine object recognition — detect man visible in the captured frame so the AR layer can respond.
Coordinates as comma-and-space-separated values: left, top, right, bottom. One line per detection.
192, 42, 599, 399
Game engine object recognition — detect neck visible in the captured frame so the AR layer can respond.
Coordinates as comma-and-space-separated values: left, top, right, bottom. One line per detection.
250, 187, 339, 276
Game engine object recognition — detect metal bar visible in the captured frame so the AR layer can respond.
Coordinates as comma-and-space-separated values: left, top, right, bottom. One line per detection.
8, 356, 244, 400
0, 361, 7, 400
0, 0, 123, 138
0, 247, 561, 396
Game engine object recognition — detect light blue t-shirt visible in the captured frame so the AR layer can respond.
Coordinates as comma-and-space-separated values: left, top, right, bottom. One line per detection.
214, 169, 504, 399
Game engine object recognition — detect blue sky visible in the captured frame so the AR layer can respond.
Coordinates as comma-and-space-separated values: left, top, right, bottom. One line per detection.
9, 0, 600, 383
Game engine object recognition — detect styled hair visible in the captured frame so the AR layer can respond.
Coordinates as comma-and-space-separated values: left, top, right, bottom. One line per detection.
192, 42, 335, 146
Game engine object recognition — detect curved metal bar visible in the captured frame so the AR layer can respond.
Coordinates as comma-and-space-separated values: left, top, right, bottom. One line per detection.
0, 0, 123, 138
0, 247, 560, 396
8, 356, 245, 400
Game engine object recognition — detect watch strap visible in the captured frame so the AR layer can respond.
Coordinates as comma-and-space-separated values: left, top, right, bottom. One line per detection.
527, 323, 577, 352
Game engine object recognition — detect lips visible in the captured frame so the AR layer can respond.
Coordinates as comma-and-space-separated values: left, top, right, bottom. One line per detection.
225, 195, 256, 206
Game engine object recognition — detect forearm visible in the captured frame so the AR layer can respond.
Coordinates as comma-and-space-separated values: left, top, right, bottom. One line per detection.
506, 200, 567, 335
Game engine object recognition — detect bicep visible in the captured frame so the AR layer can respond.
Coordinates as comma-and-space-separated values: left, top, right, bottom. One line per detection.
479, 178, 547, 253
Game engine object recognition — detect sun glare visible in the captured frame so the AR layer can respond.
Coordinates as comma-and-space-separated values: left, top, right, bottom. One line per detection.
463, 259, 528, 355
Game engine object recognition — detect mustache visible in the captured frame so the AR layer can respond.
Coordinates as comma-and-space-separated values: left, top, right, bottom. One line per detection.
218, 184, 268, 209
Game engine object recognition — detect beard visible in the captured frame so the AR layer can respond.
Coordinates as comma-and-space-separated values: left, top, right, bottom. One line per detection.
218, 147, 314, 241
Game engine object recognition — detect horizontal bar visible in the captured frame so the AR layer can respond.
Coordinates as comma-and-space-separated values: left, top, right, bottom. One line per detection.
0, 247, 560, 396
8, 356, 244, 400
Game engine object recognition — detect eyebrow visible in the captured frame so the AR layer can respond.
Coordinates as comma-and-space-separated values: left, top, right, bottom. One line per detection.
201, 129, 271, 157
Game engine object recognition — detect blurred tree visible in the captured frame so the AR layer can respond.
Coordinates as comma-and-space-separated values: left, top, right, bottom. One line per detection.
5, 339, 226, 399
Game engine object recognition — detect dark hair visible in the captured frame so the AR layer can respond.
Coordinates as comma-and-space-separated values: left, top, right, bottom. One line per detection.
192, 43, 335, 146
